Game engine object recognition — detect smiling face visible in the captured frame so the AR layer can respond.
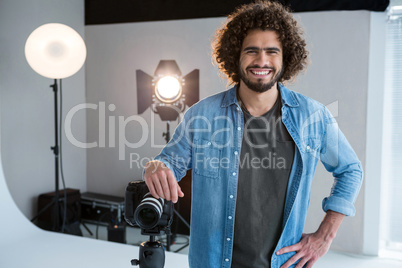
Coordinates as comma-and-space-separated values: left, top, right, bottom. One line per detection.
239, 29, 284, 93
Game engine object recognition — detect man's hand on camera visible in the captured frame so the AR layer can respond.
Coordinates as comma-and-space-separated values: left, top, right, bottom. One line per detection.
144, 160, 184, 203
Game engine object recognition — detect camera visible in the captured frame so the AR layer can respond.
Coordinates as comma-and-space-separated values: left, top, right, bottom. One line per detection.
124, 180, 173, 236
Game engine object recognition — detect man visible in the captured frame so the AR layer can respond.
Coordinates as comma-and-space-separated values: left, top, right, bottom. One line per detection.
143, 1, 363, 268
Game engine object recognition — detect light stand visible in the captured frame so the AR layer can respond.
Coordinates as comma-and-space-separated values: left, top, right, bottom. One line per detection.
50, 79, 61, 231
162, 122, 170, 144
30, 79, 62, 231
25, 23, 86, 232
50, 79, 60, 231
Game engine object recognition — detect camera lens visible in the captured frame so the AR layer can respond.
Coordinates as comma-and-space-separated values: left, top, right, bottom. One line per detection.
134, 193, 164, 230
138, 208, 157, 225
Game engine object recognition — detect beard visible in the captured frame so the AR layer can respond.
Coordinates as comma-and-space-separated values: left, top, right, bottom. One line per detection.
239, 65, 284, 93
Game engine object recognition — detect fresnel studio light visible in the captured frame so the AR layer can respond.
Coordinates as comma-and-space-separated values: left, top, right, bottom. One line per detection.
136, 60, 199, 143
134, 61, 198, 265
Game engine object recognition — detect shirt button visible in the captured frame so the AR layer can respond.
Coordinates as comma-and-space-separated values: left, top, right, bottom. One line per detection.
207, 142, 211, 146
234, 151, 238, 155
306, 145, 311, 150
225, 258, 229, 262
232, 172, 236, 176
237, 127, 241, 131
228, 216, 232, 220
227, 238, 231, 241
229, 195, 234, 199
237, 107, 240, 111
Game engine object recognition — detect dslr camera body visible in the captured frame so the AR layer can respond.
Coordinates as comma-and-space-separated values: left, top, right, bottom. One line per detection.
125, 180, 174, 236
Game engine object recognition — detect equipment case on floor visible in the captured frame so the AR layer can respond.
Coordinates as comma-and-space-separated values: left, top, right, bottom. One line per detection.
80, 192, 125, 225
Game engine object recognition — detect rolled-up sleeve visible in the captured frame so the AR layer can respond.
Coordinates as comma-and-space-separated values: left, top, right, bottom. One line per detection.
320, 107, 363, 217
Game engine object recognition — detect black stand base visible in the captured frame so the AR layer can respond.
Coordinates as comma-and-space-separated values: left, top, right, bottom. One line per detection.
131, 236, 165, 268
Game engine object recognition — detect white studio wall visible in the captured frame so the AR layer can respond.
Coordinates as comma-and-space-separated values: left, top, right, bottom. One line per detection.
0, 0, 87, 220
294, 11, 370, 254
85, 11, 371, 254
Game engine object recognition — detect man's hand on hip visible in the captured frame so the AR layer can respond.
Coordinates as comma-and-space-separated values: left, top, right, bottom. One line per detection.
276, 231, 332, 268
144, 160, 184, 203
276, 210, 345, 268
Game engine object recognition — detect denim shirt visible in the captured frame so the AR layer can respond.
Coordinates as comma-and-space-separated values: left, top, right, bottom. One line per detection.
152, 84, 363, 268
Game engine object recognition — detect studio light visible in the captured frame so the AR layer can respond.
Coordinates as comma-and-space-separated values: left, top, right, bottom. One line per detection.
25, 23, 86, 233
155, 76, 182, 103
136, 60, 199, 123
25, 23, 86, 79
136, 61, 196, 253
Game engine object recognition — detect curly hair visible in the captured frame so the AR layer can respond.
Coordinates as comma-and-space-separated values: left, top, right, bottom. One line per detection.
212, 0, 308, 85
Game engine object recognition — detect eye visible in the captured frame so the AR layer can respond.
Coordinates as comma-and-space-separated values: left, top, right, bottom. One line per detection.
245, 50, 258, 55
266, 49, 280, 55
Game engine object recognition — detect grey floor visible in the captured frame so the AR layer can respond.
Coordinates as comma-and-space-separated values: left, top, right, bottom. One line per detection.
81, 223, 402, 267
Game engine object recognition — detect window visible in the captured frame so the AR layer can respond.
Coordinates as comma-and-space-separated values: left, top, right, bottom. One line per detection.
380, 3, 402, 259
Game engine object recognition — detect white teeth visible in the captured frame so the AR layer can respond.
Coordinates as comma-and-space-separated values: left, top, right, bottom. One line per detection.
251, 70, 271, 75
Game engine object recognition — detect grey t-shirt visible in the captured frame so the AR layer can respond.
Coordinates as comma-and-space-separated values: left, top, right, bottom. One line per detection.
231, 95, 295, 268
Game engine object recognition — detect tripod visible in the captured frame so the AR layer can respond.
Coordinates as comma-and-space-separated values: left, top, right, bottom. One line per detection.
131, 235, 165, 268
30, 79, 65, 232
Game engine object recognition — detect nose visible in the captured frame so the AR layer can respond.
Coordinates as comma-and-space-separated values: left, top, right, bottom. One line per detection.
253, 51, 270, 67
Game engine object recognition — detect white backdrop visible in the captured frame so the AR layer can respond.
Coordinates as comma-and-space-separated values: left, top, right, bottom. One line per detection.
0, 145, 188, 267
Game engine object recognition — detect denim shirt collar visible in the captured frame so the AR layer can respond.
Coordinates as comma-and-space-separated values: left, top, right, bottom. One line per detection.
221, 83, 299, 108
221, 85, 239, 108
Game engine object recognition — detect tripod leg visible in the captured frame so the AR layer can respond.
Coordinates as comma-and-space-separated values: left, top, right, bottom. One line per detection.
165, 206, 191, 251
31, 199, 56, 223
81, 222, 94, 236
173, 208, 190, 229
166, 234, 172, 251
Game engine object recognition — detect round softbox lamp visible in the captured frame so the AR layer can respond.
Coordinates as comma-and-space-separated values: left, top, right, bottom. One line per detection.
25, 23, 86, 79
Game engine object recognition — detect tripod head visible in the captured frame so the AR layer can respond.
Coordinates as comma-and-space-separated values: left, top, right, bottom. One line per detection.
131, 235, 165, 268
